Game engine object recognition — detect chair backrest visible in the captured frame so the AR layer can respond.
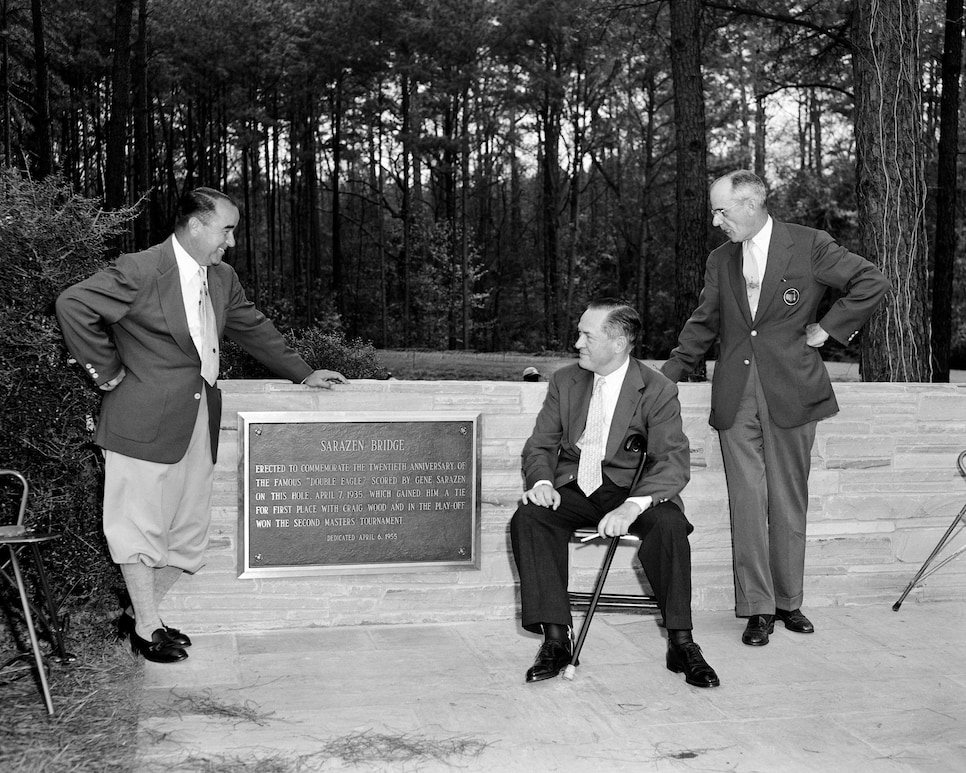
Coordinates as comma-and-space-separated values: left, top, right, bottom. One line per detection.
0, 469, 29, 527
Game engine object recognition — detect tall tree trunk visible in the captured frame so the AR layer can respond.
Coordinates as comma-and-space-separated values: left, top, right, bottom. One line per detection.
810, 88, 823, 178
460, 79, 471, 349
30, 0, 52, 177
564, 65, 585, 342
539, 42, 562, 348
401, 72, 413, 347
132, 0, 150, 246
2, 0, 10, 166
931, 0, 964, 382
853, 0, 931, 381
106, 0, 134, 210
331, 75, 345, 321
669, 0, 708, 380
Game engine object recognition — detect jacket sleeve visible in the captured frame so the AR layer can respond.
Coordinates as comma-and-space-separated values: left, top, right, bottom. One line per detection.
220, 267, 314, 383
810, 231, 890, 345
661, 251, 722, 382
55, 256, 143, 387
633, 378, 690, 504
521, 371, 567, 488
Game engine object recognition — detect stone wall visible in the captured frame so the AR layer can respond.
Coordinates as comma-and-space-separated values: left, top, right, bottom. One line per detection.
166, 379, 966, 632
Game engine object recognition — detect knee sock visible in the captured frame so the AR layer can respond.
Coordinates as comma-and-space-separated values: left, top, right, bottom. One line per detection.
120, 563, 162, 640
153, 565, 183, 616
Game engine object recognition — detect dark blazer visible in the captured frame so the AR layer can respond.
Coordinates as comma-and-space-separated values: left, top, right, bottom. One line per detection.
661, 220, 890, 430
56, 236, 312, 464
522, 359, 690, 512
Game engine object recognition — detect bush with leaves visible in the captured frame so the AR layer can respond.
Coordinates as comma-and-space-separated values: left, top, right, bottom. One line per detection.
220, 327, 391, 380
0, 169, 136, 636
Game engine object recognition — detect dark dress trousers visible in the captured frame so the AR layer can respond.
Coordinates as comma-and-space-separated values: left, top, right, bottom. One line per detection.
510, 359, 695, 632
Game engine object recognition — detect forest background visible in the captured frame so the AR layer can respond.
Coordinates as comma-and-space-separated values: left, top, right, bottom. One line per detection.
2, 0, 960, 381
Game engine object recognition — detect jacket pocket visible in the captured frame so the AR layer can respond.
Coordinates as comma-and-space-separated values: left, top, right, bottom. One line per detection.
102, 381, 168, 442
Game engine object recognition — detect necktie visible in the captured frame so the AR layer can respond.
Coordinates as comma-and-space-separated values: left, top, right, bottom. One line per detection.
744, 240, 762, 318
199, 270, 219, 386
577, 378, 605, 495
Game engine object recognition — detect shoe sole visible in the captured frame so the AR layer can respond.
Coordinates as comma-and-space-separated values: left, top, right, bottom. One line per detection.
525, 667, 565, 683
778, 621, 814, 633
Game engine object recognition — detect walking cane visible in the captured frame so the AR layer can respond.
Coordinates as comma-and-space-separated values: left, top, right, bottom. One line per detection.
562, 435, 647, 681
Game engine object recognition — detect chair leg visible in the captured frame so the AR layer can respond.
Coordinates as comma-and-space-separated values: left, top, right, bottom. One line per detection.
29, 544, 74, 662
564, 535, 621, 679
9, 551, 54, 715
893, 506, 966, 611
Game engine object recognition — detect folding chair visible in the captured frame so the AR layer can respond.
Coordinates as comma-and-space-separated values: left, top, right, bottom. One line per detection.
0, 470, 75, 715
562, 435, 659, 680
893, 450, 966, 611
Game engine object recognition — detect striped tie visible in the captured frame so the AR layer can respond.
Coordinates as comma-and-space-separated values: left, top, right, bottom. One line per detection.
577, 378, 605, 495
199, 270, 219, 386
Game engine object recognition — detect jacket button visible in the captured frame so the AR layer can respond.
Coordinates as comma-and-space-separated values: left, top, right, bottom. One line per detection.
194, 393, 202, 400
743, 359, 750, 366
751, 330, 758, 337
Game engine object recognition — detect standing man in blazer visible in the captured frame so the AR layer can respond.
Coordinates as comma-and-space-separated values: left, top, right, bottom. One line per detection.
56, 188, 347, 663
661, 170, 889, 646
511, 299, 719, 688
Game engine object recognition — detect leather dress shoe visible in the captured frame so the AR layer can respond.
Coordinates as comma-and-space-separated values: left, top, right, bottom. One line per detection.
742, 614, 775, 646
666, 642, 720, 688
525, 639, 572, 683
776, 608, 814, 634
117, 611, 191, 647
130, 628, 188, 663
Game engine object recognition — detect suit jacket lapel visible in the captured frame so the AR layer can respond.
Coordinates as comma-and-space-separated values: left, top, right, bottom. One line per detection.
758, 220, 794, 320
157, 237, 200, 362
726, 242, 753, 323
606, 360, 645, 461
569, 367, 594, 443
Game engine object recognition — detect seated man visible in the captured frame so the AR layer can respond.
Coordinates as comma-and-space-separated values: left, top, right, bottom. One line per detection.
510, 299, 719, 687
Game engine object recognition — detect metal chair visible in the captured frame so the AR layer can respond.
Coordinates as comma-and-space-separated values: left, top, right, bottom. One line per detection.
562, 435, 659, 680
0, 470, 75, 715
893, 450, 966, 611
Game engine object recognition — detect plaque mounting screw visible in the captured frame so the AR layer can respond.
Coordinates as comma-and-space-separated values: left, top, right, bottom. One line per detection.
254, 427, 262, 436
459, 426, 467, 435
255, 554, 262, 561
458, 547, 466, 556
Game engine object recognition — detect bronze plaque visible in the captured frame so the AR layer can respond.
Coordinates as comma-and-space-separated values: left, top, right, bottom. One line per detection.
237, 412, 480, 577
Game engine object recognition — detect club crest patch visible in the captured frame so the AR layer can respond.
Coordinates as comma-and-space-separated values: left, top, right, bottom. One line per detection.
783, 288, 800, 306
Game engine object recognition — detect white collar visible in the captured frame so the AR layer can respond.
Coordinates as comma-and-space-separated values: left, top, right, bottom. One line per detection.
596, 356, 630, 389
747, 216, 774, 256
172, 234, 204, 279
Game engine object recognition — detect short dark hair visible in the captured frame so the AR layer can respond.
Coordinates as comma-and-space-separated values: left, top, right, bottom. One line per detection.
714, 169, 768, 209
175, 187, 236, 229
587, 298, 641, 348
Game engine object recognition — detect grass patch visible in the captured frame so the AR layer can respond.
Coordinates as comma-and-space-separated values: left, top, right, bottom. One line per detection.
162, 688, 276, 726
376, 349, 574, 381
166, 729, 490, 772
0, 611, 141, 773
317, 729, 489, 766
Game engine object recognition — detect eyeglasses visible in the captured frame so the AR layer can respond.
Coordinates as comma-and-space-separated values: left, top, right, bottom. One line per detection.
710, 200, 746, 218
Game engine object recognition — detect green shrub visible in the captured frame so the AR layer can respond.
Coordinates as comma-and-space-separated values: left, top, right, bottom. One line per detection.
0, 169, 136, 630
220, 327, 391, 380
